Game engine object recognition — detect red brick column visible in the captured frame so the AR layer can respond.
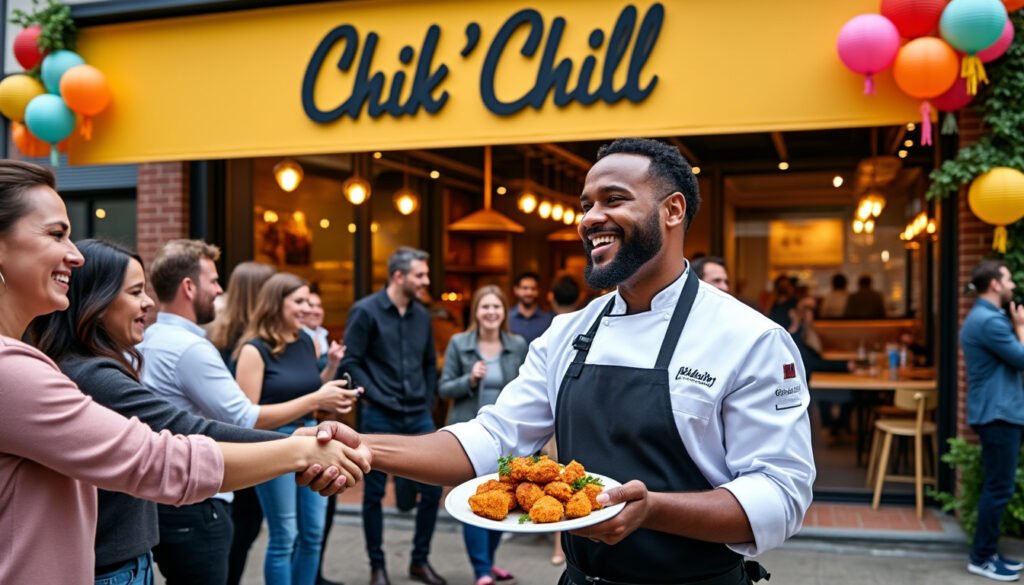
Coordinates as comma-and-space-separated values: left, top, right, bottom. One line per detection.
136, 162, 189, 266
955, 110, 992, 440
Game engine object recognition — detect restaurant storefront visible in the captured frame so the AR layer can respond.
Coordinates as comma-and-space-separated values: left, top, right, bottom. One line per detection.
55, 0, 972, 502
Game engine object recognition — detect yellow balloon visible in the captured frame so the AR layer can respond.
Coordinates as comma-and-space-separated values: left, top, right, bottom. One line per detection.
0, 74, 45, 122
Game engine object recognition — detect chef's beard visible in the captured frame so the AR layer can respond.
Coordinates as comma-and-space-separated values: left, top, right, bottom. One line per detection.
584, 210, 663, 290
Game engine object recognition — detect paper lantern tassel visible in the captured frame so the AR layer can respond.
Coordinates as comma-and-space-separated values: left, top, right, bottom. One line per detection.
961, 55, 989, 95
993, 225, 1008, 253
50, 145, 59, 167
920, 101, 934, 146
865, 73, 875, 95
941, 112, 960, 135
79, 116, 92, 141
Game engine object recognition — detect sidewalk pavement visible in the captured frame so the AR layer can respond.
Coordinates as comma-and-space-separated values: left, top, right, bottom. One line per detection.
211, 504, 1015, 585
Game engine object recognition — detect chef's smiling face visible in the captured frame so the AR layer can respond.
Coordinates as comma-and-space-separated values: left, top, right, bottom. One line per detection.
578, 153, 668, 290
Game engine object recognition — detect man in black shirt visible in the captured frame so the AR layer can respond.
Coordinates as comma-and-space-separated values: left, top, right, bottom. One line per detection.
340, 247, 445, 585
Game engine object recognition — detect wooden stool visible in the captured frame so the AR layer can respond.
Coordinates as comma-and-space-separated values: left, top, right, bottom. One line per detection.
867, 387, 938, 519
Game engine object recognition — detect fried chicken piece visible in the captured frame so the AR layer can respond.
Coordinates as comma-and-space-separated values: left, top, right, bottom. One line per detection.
565, 491, 593, 519
469, 490, 515, 521
515, 482, 545, 512
529, 495, 565, 524
476, 479, 514, 496
544, 481, 573, 503
560, 460, 586, 485
508, 457, 532, 482
526, 457, 561, 484
581, 483, 604, 510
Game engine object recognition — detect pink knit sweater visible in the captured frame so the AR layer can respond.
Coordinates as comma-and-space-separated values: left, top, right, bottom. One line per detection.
0, 336, 225, 584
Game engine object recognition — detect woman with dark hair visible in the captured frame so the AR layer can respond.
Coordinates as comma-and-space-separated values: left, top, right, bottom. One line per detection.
0, 159, 366, 585
235, 273, 361, 585
29, 239, 370, 585
439, 284, 528, 585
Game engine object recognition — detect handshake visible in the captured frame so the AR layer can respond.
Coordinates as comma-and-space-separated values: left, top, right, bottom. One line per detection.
291, 421, 373, 496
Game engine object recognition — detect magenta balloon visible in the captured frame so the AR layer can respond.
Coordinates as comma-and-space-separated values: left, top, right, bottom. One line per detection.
837, 14, 901, 74
932, 75, 974, 111
978, 18, 1015, 62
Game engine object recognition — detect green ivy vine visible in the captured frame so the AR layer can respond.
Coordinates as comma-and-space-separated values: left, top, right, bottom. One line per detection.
11, 0, 77, 54
928, 10, 1024, 287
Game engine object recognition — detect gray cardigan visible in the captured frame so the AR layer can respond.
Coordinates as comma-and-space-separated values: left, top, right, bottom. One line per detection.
438, 330, 528, 425
59, 354, 284, 567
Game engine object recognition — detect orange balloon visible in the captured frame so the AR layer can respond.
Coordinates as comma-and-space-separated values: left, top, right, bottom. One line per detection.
12, 121, 49, 157
892, 37, 959, 99
1004, 0, 1024, 12
59, 64, 111, 116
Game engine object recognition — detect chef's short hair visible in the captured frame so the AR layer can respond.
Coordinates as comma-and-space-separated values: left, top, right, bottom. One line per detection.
596, 138, 700, 231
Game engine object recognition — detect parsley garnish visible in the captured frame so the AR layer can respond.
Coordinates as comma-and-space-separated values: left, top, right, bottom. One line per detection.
497, 455, 513, 477
531, 455, 541, 463
571, 475, 604, 491
518, 514, 531, 524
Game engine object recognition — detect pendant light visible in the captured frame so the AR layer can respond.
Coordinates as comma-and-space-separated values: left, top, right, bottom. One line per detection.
274, 159, 303, 192
393, 155, 420, 215
449, 145, 524, 233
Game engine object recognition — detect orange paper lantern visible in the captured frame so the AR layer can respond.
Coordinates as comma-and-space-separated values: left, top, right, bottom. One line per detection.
1004, 0, 1024, 12
11, 121, 48, 157
892, 37, 959, 146
59, 65, 111, 141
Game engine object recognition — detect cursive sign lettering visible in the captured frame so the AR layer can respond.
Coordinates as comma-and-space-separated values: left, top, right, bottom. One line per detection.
301, 3, 663, 123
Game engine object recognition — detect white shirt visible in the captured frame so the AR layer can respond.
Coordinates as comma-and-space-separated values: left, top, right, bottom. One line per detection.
445, 267, 815, 557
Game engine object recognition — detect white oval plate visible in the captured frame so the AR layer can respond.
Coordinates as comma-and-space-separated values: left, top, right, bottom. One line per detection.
444, 472, 625, 533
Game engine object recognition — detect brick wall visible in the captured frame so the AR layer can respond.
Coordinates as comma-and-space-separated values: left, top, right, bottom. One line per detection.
955, 109, 991, 440
136, 162, 189, 266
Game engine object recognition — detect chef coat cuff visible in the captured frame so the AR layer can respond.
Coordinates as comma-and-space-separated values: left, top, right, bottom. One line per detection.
443, 421, 501, 476
720, 473, 786, 556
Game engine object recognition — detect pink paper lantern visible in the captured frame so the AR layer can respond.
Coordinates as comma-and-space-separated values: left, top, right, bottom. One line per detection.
978, 18, 1015, 62
932, 76, 974, 111
837, 14, 901, 94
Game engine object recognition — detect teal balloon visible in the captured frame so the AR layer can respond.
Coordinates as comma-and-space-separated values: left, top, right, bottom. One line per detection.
40, 50, 85, 94
940, 0, 1008, 53
24, 94, 76, 143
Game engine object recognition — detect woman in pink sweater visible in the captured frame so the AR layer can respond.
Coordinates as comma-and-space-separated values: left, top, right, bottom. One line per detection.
0, 160, 371, 585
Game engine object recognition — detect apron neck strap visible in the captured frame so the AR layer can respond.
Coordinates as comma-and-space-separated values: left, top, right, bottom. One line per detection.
566, 297, 616, 379
654, 270, 700, 370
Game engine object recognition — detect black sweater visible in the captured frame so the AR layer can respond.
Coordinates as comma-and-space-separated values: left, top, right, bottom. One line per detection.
59, 354, 284, 568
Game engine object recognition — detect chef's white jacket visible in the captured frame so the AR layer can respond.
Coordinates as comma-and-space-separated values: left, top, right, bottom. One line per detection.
445, 266, 815, 556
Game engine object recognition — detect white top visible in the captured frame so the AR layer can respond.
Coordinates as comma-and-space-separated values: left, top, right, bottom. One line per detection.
445, 266, 815, 557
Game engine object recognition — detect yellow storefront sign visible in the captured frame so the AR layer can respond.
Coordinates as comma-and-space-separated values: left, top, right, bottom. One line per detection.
72, 0, 918, 165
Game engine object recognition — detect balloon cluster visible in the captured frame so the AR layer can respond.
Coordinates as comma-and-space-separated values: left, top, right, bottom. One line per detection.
837, 0, 1017, 146
0, 24, 111, 165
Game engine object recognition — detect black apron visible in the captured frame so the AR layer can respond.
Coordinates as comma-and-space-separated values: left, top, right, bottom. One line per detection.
555, 271, 764, 585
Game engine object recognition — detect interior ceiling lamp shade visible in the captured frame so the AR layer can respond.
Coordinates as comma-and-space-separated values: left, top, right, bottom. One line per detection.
449, 145, 525, 233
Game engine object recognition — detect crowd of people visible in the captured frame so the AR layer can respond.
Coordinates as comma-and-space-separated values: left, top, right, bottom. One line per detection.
2, 139, 822, 585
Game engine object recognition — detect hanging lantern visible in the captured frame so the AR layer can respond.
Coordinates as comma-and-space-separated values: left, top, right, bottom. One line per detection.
273, 159, 303, 192
967, 167, 1024, 253
59, 65, 112, 140
881, 0, 951, 38
977, 18, 1015, 62
1005, 0, 1024, 11
892, 37, 960, 146
836, 14, 901, 94
0, 74, 46, 122
393, 187, 420, 215
11, 121, 49, 157
519, 192, 538, 214
939, 0, 1009, 95
13, 25, 44, 70
932, 76, 975, 134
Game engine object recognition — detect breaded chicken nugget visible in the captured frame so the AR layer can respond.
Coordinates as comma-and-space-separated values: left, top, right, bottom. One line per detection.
469, 490, 514, 521
560, 460, 586, 485
476, 479, 514, 495
526, 457, 561, 484
544, 481, 573, 503
565, 491, 593, 519
529, 495, 564, 524
509, 457, 532, 482
581, 483, 604, 510
515, 482, 545, 512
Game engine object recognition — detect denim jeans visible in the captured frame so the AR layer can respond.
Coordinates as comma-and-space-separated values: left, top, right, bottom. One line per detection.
463, 525, 503, 579
95, 553, 154, 585
255, 420, 327, 585
154, 499, 233, 585
360, 403, 442, 569
972, 421, 1024, 563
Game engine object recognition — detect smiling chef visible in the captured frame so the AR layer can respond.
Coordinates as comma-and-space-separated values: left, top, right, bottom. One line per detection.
358, 137, 815, 585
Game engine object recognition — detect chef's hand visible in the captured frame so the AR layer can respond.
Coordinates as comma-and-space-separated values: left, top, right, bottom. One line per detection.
292, 421, 372, 496
569, 480, 650, 545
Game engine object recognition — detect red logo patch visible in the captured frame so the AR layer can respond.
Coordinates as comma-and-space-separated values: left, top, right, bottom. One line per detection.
783, 363, 796, 379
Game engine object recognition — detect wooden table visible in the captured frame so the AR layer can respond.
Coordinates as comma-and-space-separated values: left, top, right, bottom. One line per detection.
809, 371, 937, 465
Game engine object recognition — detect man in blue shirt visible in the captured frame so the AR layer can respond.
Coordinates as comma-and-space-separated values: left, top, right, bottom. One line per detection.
507, 271, 553, 345
962, 259, 1024, 582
